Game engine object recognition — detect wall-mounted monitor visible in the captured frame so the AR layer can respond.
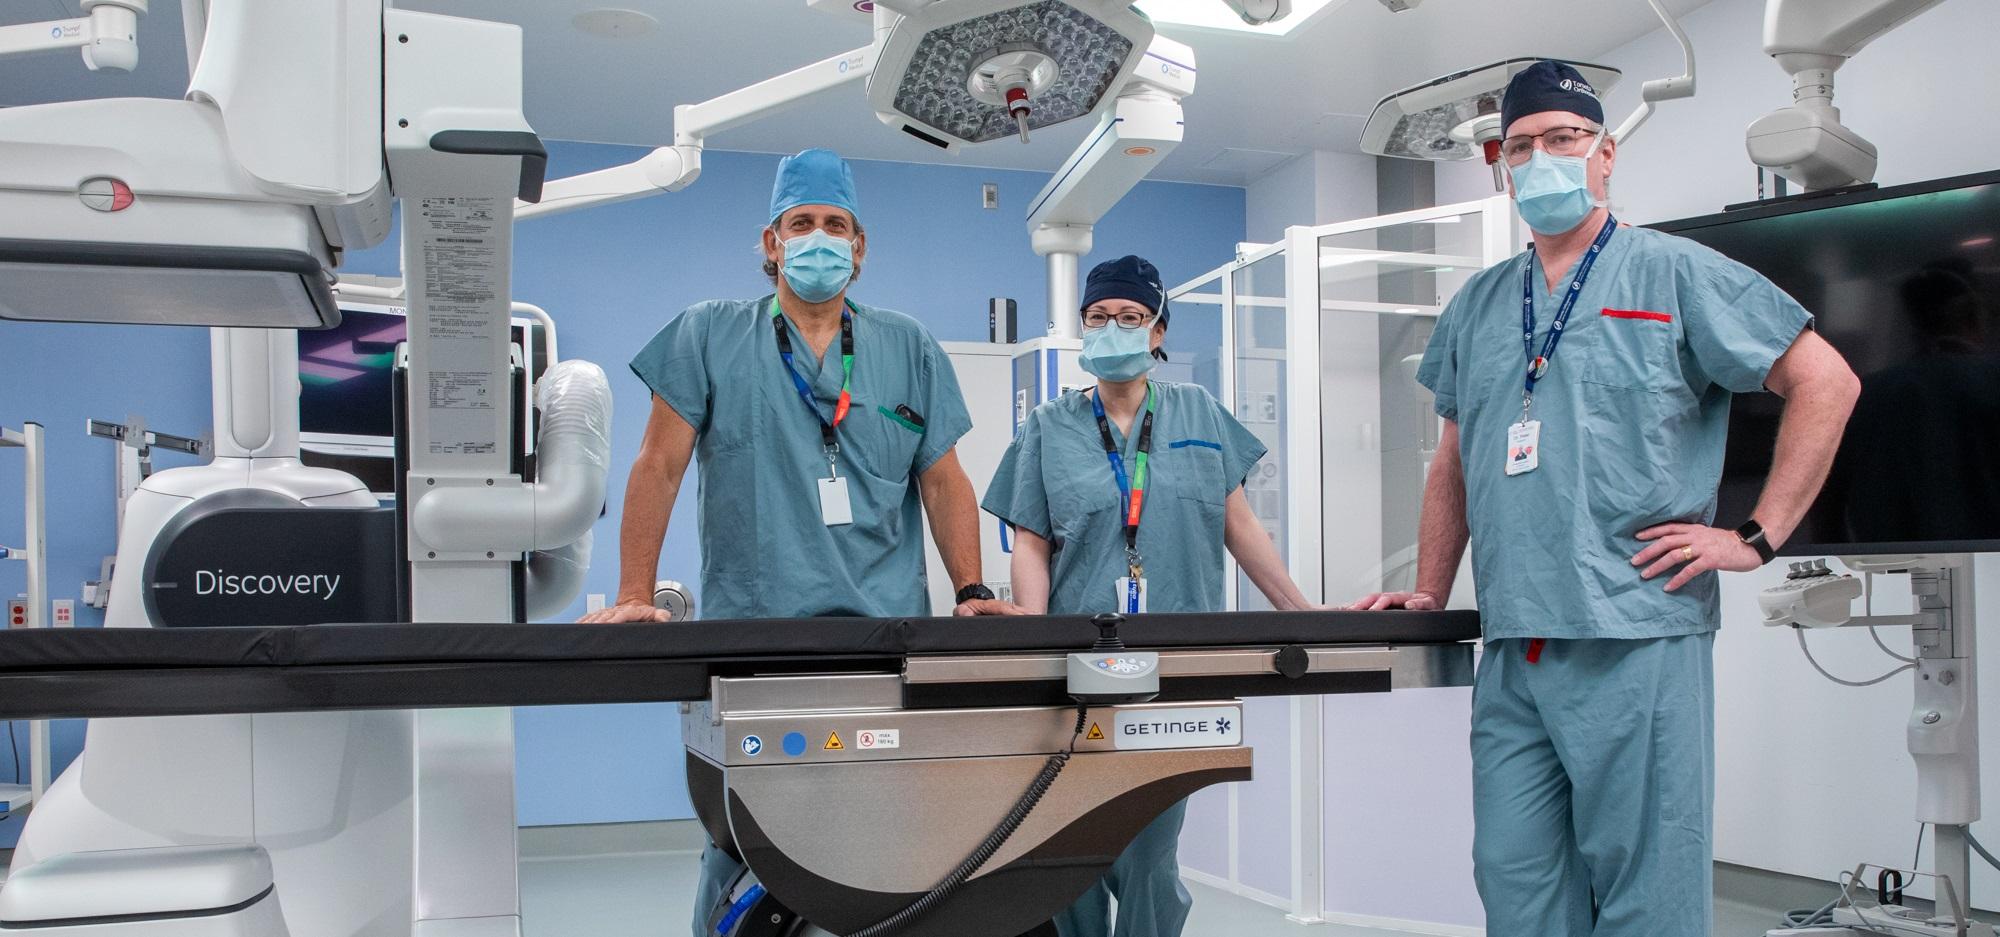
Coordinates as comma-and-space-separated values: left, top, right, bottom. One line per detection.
1651, 170, 2000, 556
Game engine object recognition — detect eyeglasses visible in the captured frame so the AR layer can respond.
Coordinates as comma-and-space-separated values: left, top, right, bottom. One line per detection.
1082, 308, 1156, 329
1499, 126, 1600, 166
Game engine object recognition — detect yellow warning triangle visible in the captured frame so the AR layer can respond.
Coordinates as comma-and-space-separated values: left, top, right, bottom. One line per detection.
824, 731, 845, 751
1086, 723, 1105, 741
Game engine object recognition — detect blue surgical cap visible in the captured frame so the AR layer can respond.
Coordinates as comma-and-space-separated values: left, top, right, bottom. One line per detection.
1501, 60, 1605, 134
1083, 255, 1169, 326
770, 148, 860, 224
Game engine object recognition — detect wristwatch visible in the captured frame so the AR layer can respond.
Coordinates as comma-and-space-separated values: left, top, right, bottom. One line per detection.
955, 583, 997, 605
1735, 519, 1776, 565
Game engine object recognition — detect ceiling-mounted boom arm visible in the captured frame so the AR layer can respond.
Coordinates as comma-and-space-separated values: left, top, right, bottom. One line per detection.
1026, 34, 1196, 338
0, 0, 148, 72
516, 41, 878, 221
1610, 0, 1696, 144
1746, 0, 1944, 189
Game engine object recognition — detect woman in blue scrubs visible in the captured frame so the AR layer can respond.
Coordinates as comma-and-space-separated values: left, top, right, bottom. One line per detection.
983, 255, 1317, 937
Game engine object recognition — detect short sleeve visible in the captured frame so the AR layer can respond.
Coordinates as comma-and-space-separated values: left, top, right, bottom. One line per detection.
1206, 389, 1268, 496
981, 413, 1052, 540
629, 305, 714, 432
1416, 296, 1464, 420
1682, 250, 1814, 394
913, 333, 974, 471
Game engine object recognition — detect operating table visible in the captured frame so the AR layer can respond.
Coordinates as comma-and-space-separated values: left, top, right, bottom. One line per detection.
0, 610, 1479, 937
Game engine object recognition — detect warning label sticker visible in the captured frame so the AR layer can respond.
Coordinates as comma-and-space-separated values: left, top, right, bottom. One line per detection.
856, 729, 899, 750
823, 731, 845, 751
1085, 723, 1106, 741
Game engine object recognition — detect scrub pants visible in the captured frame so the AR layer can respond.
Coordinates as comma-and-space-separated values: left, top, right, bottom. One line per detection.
1471, 634, 1715, 937
1053, 799, 1193, 937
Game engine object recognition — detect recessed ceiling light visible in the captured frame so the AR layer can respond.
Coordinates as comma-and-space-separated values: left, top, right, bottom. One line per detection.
572, 9, 658, 39
1135, 0, 1341, 36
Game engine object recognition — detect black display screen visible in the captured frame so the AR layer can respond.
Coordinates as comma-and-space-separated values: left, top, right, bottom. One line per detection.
1651, 171, 2000, 555
298, 307, 542, 439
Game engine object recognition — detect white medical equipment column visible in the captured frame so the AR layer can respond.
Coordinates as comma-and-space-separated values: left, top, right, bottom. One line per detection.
1908, 559, 1978, 920
386, 8, 539, 936
1035, 225, 1091, 340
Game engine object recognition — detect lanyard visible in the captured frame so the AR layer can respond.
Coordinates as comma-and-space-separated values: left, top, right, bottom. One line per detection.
1518, 215, 1618, 419
769, 297, 855, 473
1091, 384, 1156, 578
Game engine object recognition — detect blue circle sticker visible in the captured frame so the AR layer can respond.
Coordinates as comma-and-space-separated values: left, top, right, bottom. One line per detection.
741, 735, 763, 757
782, 732, 808, 757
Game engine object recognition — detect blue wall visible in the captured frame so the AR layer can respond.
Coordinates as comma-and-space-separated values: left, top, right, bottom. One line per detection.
0, 140, 1245, 833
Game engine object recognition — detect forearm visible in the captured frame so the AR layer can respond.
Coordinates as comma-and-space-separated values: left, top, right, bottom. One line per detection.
920, 455, 984, 590
1224, 489, 1310, 610
1009, 529, 1053, 614
614, 461, 678, 604
1753, 377, 1858, 546
1413, 426, 1470, 602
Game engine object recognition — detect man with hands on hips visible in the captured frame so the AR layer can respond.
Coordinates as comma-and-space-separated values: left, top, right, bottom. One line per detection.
1352, 62, 1859, 936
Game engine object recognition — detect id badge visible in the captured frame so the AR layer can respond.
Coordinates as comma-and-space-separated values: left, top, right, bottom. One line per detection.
818, 476, 853, 526
1505, 420, 1541, 476
1114, 577, 1148, 613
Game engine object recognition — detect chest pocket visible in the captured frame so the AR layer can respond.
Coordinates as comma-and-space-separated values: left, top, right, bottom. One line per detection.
846, 399, 924, 482
1580, 308, 1678, 392
1155, 441, 1227, 506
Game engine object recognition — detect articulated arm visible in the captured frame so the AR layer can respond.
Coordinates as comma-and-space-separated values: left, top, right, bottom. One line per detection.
0, 0, 147, 72
1747, 0, 1944, 188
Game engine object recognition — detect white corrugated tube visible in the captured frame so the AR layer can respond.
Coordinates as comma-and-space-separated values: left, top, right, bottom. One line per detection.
412, 360, 612, 619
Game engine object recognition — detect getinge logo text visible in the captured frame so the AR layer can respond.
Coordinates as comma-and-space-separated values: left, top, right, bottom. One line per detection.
194, 569, 343, 601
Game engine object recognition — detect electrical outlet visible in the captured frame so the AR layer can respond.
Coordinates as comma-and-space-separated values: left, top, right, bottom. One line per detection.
7, 596, 25, 629
982, 183, 999, 209
51, 599, 74, 627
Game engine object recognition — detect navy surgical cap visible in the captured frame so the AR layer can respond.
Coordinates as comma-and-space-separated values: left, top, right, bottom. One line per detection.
770, 148, 859, 223
1501, 60, 1604, 133
1083, 255, 1170, 325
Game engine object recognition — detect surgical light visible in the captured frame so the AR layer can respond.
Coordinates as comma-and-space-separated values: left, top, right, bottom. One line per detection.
1358, 58, 1621, 189
1361, 58, 1622, 162
869, 0, 1152, 150
0, 240, 339, 329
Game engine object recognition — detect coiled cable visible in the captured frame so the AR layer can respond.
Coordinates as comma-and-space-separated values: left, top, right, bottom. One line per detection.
845, 703, 1091, 937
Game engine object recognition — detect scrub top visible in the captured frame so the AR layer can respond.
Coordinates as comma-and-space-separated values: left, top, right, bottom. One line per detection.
630, 296, 971, 620
1418, 225, 1812, 641
983, 381, 1266, 615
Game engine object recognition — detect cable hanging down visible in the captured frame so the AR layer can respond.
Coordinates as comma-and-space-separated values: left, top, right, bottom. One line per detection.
1796, 627, 1916, 688
845, 703, 1093, 937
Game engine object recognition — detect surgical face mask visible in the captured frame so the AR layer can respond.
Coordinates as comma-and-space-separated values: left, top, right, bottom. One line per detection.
1079, 321, 1157, 382
1508, 133, 1606, 236
780, 229, 855, 304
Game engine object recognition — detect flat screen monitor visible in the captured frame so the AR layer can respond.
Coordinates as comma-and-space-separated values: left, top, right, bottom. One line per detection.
1650, 170, 2000, 556
299, 302, 547, 496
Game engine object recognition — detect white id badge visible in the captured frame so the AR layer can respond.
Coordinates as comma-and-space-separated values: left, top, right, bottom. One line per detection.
1114, 577, 1148, 613
817, 476, 853, 526
1505, 420, 1541, 476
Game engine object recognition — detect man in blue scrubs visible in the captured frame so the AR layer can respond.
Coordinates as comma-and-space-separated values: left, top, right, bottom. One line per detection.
1353, 62, 1861, 935
580, 148, 1015, 935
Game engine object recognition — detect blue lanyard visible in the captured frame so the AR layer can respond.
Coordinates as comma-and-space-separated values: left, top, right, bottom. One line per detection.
1089, 385, 1156, 578
1519, 215, 1618, 412
768, 298, 855, 458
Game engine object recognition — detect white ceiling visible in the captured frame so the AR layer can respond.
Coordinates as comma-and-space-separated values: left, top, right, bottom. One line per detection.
1, 0, 1710, 186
